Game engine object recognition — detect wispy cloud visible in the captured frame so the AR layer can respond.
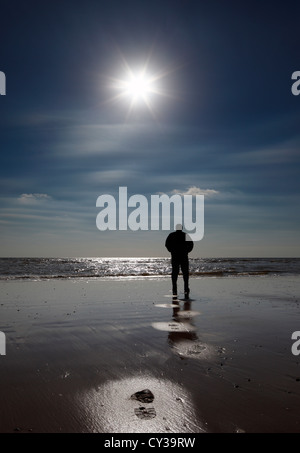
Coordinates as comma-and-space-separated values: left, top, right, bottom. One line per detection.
171, 186, 219, 197
18, 193, 52, 205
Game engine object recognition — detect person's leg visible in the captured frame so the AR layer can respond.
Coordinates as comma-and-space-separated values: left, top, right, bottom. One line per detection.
181, 256, 190, 297
171, 258, 180, 296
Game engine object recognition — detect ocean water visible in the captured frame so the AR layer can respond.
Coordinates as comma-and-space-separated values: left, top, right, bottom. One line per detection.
0, 257, 299, 280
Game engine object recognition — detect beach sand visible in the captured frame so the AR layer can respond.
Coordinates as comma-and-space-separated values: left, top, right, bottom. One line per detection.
0, 275, 300, 433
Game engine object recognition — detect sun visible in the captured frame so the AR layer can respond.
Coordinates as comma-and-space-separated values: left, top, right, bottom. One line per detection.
104, 55, 175, 119
110, 66, 159, 114
123, 72, 153, 103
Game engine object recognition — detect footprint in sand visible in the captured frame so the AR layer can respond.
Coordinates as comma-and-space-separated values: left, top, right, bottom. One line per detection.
134, 406, 157, 420
131, 388, 154, 403
131, 389, 156, 419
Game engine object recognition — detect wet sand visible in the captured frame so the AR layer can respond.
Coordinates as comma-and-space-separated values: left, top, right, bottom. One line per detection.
0, 275, 300, 433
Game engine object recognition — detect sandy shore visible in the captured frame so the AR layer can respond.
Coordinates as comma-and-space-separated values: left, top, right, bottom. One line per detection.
0, 275, 300, 433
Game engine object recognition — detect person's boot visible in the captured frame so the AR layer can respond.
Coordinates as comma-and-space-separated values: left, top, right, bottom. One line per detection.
184, 287, 190, 299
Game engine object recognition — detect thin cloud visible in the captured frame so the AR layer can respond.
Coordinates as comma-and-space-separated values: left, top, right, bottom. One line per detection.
171, 186, 219, 197
18, 193, 52, 205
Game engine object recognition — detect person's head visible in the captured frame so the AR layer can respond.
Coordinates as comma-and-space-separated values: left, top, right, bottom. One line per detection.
175, 223, 183, 231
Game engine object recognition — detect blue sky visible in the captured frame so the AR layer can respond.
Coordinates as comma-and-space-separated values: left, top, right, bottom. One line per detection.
0, 0, 299, 257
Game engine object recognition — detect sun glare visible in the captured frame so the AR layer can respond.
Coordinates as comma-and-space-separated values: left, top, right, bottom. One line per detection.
105, 55, 175, 120
113, 67, 158, 113
124, 72, 153, 102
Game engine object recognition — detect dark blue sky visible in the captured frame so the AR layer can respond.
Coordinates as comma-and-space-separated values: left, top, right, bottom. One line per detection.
0, 0, 299, 257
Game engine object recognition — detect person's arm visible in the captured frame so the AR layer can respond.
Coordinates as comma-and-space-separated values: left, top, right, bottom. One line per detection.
165, 234, 172, 253
185, 234, 194, 254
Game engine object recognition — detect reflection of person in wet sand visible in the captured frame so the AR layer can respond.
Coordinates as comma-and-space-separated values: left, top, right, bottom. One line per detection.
165, 224, 193, 298
168, 299, 198, 352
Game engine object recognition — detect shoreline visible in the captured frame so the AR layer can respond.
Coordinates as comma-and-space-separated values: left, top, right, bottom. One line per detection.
0, 275, 300, 433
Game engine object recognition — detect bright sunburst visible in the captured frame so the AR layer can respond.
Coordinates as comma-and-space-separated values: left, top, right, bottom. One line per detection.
105, 55, 174, 120
123, 72, 153, 102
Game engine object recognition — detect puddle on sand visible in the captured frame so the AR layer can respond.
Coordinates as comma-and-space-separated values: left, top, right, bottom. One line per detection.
77, 375, 205, 433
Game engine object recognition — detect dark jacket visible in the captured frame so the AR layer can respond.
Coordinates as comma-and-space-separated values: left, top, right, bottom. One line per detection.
165, 230, 194, 258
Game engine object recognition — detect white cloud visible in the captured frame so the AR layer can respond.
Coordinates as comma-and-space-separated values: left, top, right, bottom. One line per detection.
18, 193, 52, 204
171, 186, 219, 197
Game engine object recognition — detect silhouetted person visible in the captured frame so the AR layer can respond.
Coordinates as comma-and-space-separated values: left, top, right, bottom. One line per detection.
165, 224, 193, 298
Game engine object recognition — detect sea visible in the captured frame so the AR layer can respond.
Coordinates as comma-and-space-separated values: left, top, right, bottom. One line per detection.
0, 257, 299, 281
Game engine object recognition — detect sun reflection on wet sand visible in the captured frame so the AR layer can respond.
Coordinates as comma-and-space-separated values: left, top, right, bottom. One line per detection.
77, 375, 205, 433
153, 299, 215, 360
